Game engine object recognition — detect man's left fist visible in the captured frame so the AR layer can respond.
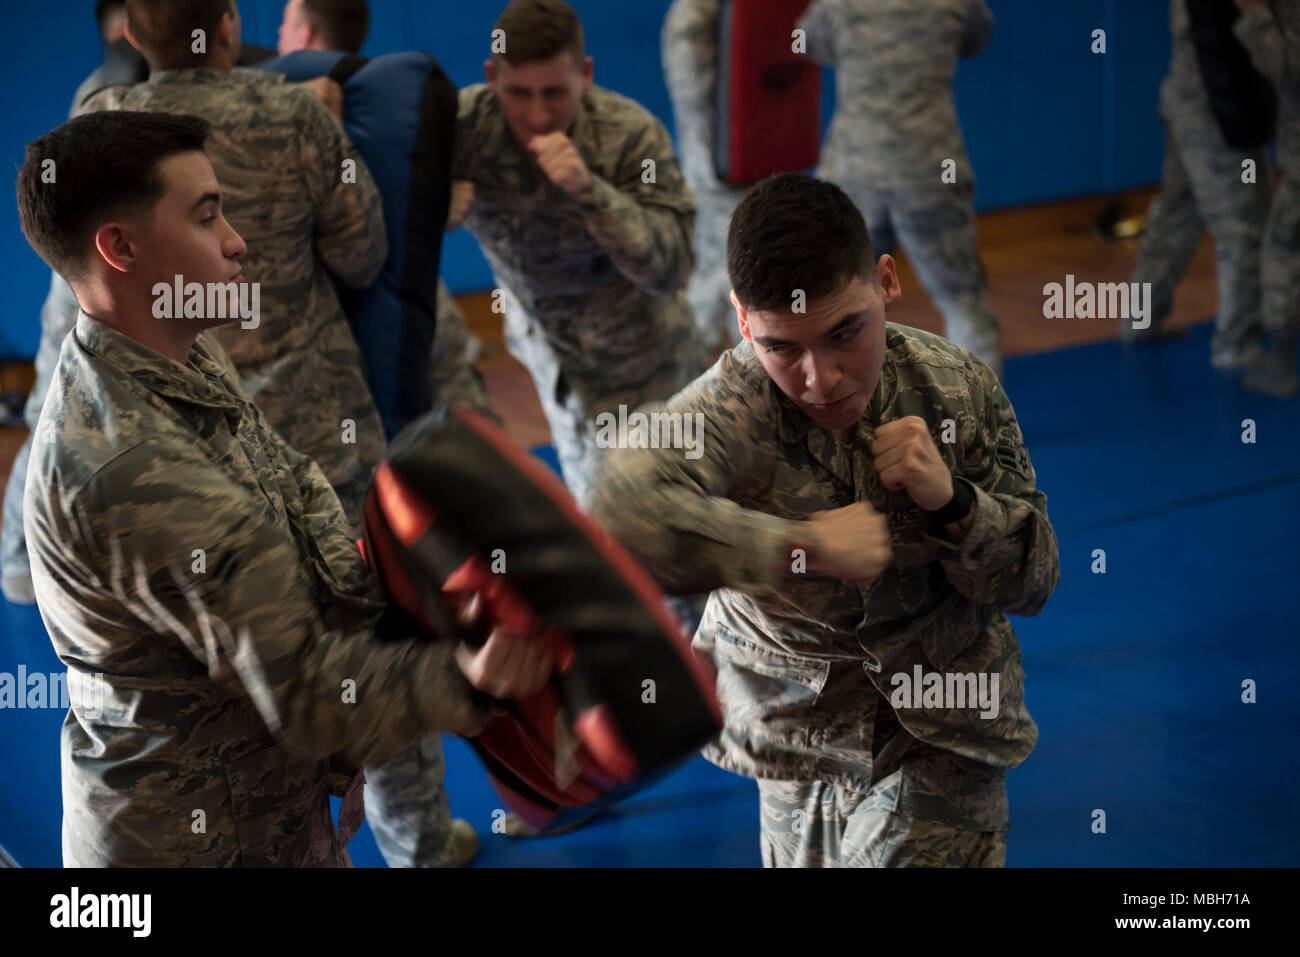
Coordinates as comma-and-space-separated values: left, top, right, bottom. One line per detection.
871, 416, 954, 511
527, 132, 592, 195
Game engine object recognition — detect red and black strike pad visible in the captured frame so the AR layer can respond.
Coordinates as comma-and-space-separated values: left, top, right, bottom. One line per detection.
714, 0, 821, 186
361, 405, 722, 833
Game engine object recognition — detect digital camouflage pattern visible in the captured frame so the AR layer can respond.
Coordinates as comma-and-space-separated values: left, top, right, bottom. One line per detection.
78, 67, 389, 525
756, 727, 1008, 867
362, 731, 466, 868
1235, 1, 1300, 340
452, 83, 706, 506
662, 0, 747, 351
432, 279, 492, 416
1130, 0, 1273, 363
798, 0, 1004, 375
25, 312, 491, 866
590, 324, 1058, 865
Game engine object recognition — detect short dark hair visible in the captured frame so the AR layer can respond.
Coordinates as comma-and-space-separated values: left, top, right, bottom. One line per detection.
125, 0, 233, 68
727, 173, 876, 312
302, 0, 369, 55
16, 111, 211, 282
493, 0, 585, 67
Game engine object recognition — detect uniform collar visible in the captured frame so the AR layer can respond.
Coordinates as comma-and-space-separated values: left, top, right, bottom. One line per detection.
74, 311, 243, 418
147, 67, 229, 86
147, 67, 274, 89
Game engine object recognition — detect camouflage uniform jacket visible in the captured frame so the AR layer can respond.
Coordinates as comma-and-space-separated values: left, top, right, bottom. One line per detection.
798, 0, 993, 191
79, 68, 389, 524
591, 325, 1057, 792
25, 313, 490, 867
452, 83, 703, 413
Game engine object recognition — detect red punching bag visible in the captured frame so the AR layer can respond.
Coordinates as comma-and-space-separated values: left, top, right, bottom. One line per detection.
715, 0, 822, 186
360, 405, 723, 834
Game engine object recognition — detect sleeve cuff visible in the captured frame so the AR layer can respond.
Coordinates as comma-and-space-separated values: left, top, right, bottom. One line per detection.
735, 512, 807, 590
919, 477, 999, 563
574, 172, 621, 216
412, 641, 495, 738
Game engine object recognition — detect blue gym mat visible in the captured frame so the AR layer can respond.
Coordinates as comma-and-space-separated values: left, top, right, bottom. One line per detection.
2, 320, 1297, 867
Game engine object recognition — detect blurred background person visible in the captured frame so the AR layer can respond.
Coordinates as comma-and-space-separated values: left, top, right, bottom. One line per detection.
1233, 0, 1300, 396
447, 0, 705, 510
1125, 0, 1275, 377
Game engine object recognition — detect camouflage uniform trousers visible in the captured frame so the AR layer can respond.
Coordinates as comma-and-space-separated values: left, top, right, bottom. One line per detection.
504, 320, 700, 512
1, 437, 33, 602
832, 176, 1003, 378
1262, 173, 1300, 338
756, 701, 1008, 868
1133, 116, 1272, 356
688, 185, 745, 352
363, 733, 466, 868
432, 281, 493, 417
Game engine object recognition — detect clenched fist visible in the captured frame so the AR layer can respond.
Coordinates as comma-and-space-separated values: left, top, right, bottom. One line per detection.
527, 132, 592, 195
871, 416, 954, 511
803, 501, 893, 586
446, 180, 475, 232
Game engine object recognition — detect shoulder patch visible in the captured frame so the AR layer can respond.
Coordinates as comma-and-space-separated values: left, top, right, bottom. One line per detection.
994, 423, 1033, 481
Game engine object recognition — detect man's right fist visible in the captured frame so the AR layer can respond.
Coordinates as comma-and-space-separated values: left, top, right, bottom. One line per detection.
447, 180, 475, 232
802, 501, 893, 586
